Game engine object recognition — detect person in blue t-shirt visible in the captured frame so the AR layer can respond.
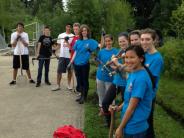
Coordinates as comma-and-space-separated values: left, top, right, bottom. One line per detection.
111, 46, 153, 138
140, 28, 164, 138
96, 34, 118, 115
72, 24, 98, 104
101, 32, 129, 127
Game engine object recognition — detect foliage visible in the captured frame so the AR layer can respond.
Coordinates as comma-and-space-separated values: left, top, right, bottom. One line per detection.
150, 0, 182, 34
171, 0, 184, 38
67, 0, 134, 40
0, 0, 33, 41
67, 0, 103, 40
159, 39, 184, 78
35, 1, 71, 38
126, 0, 182, 34
104, 0, 134, 37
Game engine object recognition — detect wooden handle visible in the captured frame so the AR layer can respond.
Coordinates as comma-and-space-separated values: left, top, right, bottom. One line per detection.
109, 110, 115, 138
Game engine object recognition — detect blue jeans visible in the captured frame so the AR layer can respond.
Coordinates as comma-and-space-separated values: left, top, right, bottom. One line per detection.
124, 130, 147, 138
37, 55, 50, 83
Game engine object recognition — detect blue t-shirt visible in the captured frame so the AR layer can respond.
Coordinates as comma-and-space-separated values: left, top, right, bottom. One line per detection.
113, 50, 126, 86
145, 52, 164, 98
121, 69, 153, 134
73, 39, 98, 65
96, 48, 118, 82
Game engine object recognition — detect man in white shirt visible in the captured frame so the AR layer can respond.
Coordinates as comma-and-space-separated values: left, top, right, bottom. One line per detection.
9, 22, 35, 85
52, 23, 74, 91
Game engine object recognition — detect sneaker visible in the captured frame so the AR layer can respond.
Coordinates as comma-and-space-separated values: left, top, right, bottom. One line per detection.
67, 86, 73, 90
76, 92, 81, 97
9, 80, 16, 85
45, 81, 51, 85
29, 79, 35, 84
36, 83, 41, 87
52, 86, 61, 91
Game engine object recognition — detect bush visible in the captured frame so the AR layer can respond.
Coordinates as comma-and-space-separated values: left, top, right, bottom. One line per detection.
159, 39, 184, 79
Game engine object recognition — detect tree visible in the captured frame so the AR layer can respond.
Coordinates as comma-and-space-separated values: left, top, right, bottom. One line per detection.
67, 0, 134, 40
150, 0, 181, 34
170, 1, 184, 38
67, 0, 102, 39
104, 0, 134, 36
0, 0, 32, 42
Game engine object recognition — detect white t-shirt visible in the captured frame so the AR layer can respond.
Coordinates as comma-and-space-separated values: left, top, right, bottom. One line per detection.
57, 32, 74, 58
11, 32, 29, 55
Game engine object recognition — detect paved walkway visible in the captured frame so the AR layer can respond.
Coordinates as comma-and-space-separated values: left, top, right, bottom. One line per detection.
0, 55, 84, 138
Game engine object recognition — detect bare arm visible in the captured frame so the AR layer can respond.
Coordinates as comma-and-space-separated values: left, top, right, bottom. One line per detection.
36, 42, 41, 57
69, 51, 76, 64
115, 98, 139, 138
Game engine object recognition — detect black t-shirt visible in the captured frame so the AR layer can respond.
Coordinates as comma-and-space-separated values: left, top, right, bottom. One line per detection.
38, 35, 53, 57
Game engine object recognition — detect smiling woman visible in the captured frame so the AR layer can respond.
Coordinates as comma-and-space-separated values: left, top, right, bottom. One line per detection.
113, 46, 154, 138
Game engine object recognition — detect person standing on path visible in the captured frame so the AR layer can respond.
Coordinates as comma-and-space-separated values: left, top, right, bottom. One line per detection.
73, 24, 98, 104
35, 26, 53, 87
69, 23, 80, 92
9, 22, 35, 85
52, 23, 74, 91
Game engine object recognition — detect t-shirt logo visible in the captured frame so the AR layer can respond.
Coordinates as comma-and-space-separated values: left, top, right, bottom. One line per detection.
43, 38, 51, 47
145, 64, 150, 67
84, 44, 89, 49
128, 82, 133, 92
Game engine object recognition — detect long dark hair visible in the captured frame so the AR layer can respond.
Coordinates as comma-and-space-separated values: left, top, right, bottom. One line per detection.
79, 24, 91, 40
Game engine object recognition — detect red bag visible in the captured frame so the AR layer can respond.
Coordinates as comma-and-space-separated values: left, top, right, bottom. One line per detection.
53, 125, 87, 138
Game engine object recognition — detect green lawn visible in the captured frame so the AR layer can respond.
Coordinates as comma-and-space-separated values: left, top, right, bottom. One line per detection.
154, 105, 184, 138
157, 76, 184, 120
84, 77, 184, 138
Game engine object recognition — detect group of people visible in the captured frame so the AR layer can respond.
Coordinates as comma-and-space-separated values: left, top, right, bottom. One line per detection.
9, 22, 164, 138
97, 29, 163, 138
9, 22, 98, 105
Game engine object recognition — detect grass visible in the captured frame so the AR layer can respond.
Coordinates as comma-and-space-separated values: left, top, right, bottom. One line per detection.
84, 76, 184, 137
157, 76, 184, 121
154, 104, 184, 138
84, 79, 109, 138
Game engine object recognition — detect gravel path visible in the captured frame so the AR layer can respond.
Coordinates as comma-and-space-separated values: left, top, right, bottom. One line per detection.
0, 55, 84, 138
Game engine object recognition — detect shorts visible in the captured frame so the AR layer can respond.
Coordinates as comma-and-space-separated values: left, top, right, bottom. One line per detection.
13, 55, 29, 70
57, 57, 70, 73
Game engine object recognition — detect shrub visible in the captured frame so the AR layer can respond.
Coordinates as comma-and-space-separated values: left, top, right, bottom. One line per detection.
159, 39, 184, 79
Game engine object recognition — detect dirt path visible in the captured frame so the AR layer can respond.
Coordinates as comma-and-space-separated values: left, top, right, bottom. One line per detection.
0, 55, 84, 138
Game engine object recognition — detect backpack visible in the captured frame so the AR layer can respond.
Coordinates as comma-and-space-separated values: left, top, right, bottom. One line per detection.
53, 125, 87, 138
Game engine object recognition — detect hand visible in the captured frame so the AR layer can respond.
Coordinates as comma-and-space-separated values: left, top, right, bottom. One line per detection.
115, 127, 123, 138
109, 105, 117, 112
16, 35, 21, 41
64, 36, 69, 41
109, 105, 122, 112
111, 57, 118, 65
36, 55, 40, 60
67, 63, 71, 70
